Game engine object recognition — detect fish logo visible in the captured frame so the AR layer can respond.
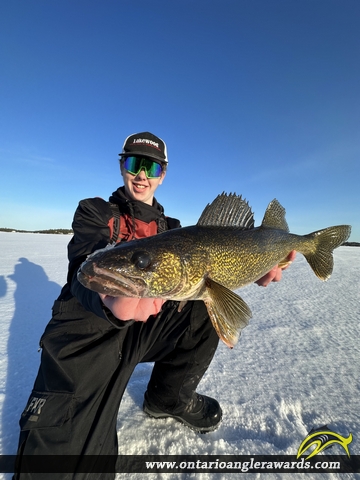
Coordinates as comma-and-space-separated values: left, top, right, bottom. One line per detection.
297, 425, 353, 459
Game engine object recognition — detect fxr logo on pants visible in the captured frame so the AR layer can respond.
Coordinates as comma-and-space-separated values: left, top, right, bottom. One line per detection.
24, 396, 47, 421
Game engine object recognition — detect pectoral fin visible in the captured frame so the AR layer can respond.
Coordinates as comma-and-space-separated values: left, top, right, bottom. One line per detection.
204, 278, 252, 348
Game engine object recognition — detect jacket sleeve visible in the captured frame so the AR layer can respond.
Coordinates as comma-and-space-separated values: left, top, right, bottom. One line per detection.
67, 198, 133, 327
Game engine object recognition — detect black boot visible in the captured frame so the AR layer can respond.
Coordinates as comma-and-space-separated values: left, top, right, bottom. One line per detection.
143, 392, 222, 434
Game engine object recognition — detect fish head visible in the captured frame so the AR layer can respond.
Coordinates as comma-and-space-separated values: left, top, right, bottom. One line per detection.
77, 241, 185, 298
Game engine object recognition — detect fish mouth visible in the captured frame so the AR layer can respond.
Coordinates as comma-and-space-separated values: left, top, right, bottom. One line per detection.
77, 262, 148, 297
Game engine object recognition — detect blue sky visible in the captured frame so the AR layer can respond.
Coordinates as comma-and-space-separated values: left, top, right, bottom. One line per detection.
1, 0, 359, 241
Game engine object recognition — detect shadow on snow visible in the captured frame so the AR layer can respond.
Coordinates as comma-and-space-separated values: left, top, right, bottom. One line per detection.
2, 258, 61, 454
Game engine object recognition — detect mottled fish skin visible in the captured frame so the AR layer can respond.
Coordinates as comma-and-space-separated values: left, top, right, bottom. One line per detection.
78, 194, 351, 348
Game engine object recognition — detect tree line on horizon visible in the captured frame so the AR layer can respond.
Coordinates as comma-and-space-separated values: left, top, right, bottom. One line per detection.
0, 227, 73, 235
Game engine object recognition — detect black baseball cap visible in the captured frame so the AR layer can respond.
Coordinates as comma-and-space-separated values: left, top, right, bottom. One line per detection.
119, 132, 168, 164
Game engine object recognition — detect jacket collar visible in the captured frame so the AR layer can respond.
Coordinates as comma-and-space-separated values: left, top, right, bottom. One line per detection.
109, 186, 165, 223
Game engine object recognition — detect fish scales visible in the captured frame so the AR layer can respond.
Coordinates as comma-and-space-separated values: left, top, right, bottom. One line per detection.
78, 193, 351, 348
182, 226, 303, 289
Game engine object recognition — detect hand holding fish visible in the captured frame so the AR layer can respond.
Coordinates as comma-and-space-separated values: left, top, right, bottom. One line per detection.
99, 294, 165, 322
255, 250, 296, 286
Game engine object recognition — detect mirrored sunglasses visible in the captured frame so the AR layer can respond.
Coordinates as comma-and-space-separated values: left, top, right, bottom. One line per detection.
123, 156, 163, 179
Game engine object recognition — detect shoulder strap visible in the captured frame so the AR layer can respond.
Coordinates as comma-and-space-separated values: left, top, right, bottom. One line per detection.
157, 215, 181, 233
109, 203, 121, 244
157, 216, 168, 234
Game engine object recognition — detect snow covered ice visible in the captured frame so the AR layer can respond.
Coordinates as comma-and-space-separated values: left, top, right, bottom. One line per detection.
0, 232, 359, 479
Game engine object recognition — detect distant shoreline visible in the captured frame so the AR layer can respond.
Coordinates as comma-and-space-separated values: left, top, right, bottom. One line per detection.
0, 228, 73, 235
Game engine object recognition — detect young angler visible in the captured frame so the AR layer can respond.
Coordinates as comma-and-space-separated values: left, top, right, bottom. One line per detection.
14, 132, 295, 479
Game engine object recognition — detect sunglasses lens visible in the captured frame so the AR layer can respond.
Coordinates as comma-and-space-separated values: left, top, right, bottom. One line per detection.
123, 157, 163, 178
146, 161, 163, 178
123, 156, 141, 174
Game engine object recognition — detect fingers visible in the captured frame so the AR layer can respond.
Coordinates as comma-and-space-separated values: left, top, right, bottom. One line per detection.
255, 251, 296, 287
99, 294, 165, 322
279, 250, 297, 270
255, 266, 280, 287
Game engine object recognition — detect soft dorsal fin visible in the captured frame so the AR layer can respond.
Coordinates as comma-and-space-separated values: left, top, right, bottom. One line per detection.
261, 199, 289, 231
197, 192, 255, 229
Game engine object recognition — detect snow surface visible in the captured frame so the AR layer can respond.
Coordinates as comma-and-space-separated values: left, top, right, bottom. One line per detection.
0, 232, 359, 479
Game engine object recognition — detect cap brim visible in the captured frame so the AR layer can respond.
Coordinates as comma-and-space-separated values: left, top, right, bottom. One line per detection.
119, 151, 168, 164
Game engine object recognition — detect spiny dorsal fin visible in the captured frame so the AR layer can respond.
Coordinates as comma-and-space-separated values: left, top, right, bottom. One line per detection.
197, 192, 255, 229
261, 199, 289, 232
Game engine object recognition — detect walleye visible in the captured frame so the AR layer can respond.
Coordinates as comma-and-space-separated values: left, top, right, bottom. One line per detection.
78, 194, 351, 348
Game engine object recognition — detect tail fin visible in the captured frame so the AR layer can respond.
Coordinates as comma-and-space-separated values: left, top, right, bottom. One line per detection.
304, 225, 351, 280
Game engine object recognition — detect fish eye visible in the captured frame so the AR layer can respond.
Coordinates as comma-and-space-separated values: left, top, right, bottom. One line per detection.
130, 251, 152, 270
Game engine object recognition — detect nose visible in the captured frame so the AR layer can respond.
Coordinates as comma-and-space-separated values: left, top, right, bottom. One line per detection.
135, 168, 147, 180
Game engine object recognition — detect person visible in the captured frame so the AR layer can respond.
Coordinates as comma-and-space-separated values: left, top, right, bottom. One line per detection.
13, 132, 296, 479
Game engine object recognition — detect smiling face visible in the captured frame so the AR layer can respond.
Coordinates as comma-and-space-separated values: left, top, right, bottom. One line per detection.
120, 158, 166, 205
